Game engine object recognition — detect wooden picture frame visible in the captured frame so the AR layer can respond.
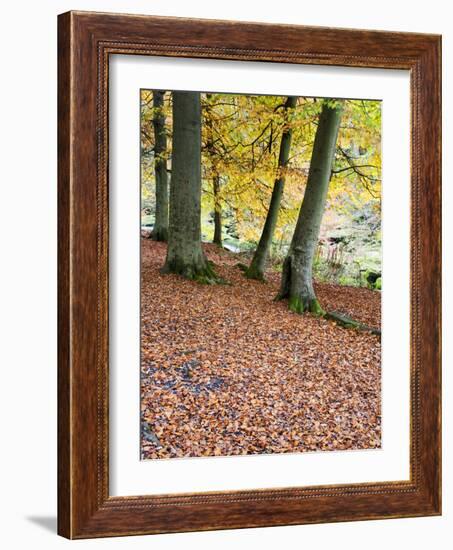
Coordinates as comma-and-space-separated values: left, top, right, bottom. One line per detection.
58, 10, 441, 539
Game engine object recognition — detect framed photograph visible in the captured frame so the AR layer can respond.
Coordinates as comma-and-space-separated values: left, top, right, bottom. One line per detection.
58, 11, 441, 539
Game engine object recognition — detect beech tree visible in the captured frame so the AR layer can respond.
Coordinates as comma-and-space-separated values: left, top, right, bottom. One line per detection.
162, 91, 219, 283
204, 94, 223, 246
142, 92, 380, 259
212, 176, 222, 246
277, 100, 344, 314
245, 96, 297, 280
150, 91, 169, 241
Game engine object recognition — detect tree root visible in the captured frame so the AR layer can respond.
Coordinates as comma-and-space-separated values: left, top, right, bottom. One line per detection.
193, 272, 229, 285
236, 262, 267, 282
288, 296, 325, 316
150, 228, 168, 242
162, 259, 229, 285
244, 268, 266, 282
324, 310, 381, 335
281, 294, 381, 335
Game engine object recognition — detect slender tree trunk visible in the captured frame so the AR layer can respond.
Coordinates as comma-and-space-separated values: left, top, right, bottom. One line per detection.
246, 96, 297, 280
151, 91, 169, 241
204, 94, 223, 247
162, 91, 218, 283
212, 175, 222, 246
277, 100, 344, 313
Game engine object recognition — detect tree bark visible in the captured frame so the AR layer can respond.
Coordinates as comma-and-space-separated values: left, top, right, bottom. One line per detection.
162, 91, 218, 283
277, 100, 344, 313
205, 94, 223, 247
150, 91, 169, 242
246, 96, 297, 280
212, 175, 222, 246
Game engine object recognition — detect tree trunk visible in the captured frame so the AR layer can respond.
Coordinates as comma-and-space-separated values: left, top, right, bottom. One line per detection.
151, 91, 169, 242
246, 96, 297, 280
212, 175, 222, 246
162, 91, 218, 283
277, 100, 344, 313
205, 94, 223, 247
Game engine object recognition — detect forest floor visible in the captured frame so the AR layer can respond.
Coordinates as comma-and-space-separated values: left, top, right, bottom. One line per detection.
141, 239, 381, 460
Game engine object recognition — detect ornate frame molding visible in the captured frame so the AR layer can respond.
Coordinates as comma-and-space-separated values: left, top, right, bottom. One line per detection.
58, 11, 441, 538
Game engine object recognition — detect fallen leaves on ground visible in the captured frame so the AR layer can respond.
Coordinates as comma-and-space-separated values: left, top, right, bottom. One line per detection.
141, 240, 381, 459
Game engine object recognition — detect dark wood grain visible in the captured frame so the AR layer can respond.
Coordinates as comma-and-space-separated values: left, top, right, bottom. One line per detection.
57, 11, 71, 538
57, 10, 441, 539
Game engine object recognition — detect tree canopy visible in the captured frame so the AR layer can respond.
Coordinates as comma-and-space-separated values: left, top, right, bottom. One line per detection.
141, 90, 381, 290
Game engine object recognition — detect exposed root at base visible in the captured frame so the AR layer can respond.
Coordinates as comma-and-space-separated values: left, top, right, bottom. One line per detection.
288, 296, 325, 316
279, 295, 380, 335
324, 310, 381, 335
150, 229, 168, 242
161, 260, 229, 285
236, 262, 268, 282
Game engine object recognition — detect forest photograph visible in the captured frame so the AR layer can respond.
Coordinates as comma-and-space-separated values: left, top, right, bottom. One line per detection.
140, 89, 382, 460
